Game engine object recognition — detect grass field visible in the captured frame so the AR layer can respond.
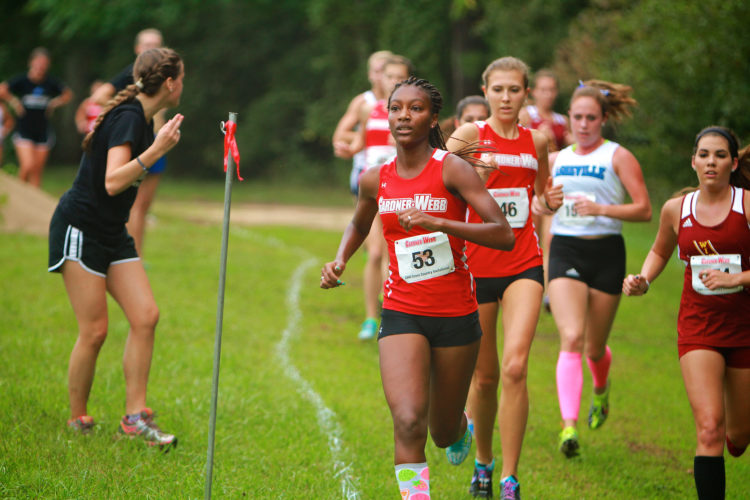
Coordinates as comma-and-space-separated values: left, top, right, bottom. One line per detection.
2, 175, 748, 499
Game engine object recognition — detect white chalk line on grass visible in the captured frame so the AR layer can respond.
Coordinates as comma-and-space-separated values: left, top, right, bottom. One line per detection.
232, 228, 361, 500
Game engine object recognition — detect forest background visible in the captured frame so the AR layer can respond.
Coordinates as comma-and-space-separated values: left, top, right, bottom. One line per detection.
2, 0, 749, 201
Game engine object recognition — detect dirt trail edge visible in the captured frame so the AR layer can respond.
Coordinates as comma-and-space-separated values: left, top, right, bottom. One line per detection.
154, 200, 352, 231
0, 170, 353, 236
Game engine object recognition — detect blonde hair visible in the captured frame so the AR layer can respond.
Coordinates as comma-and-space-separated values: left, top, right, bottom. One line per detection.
481, 56, 530, 89
368, 50, 393, 68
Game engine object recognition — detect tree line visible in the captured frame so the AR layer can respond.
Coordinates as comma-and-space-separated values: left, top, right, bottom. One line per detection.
2, 0, 748, 198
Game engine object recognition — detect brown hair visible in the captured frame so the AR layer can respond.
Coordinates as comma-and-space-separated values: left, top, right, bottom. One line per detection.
532, 69, 558, 88
571, 80, 636, 122
82, 47, 182, 151
481, 56, 530, 89
390, 76, 496, 169
693, 126, 750, 190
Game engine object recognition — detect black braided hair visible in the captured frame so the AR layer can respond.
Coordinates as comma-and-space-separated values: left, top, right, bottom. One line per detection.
389, 76, 499, 170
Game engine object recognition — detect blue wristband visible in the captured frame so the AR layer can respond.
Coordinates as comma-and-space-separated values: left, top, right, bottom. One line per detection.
136, 156, 148, 172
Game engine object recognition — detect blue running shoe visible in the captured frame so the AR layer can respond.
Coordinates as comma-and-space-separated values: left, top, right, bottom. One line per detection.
358, 318, 377, 340
446, 427, 472, 465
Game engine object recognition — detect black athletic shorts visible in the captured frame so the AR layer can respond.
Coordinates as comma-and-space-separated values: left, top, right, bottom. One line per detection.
13, 127, 55, 148
378, 308, 482, 347
48, 207, 139, 277
548, 234, 625, 295
475, 265, 544, 304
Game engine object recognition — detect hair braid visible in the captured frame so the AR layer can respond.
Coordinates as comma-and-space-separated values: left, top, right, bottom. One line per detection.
81, 47, 182, 152
390, 76, 499, 170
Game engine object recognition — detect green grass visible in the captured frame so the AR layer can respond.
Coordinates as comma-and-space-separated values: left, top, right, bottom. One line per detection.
2, 180, 748, 499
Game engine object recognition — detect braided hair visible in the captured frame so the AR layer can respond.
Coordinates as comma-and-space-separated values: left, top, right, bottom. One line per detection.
82, 47, 182, 151
389, 76, 498, 169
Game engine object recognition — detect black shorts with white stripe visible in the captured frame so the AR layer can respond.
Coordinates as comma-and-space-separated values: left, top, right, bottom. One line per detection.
48, 207, 138, 277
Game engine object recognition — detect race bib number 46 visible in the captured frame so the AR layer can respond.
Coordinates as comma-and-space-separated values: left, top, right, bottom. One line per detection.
488, 188, 529, 228
394, 231, 454, 283
559, 191, 596, 226
690, 254, 743, 295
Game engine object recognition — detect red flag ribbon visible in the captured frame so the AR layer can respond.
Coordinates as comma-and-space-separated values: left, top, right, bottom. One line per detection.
223, 121, 243, 181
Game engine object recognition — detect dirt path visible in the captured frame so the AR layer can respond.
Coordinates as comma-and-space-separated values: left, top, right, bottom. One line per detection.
154, 200, 352, 231
0, 171, 353, 236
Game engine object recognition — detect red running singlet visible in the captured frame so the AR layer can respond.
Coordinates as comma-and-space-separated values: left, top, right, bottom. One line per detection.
676, 186, 750, 347
466, 122, 542, 277
364, 100, 396, 170
378, 149, 477, 317
526, 105, 568, 151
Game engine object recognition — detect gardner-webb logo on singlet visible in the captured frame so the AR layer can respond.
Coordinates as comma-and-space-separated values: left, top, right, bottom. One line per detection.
379, 193, 448, 214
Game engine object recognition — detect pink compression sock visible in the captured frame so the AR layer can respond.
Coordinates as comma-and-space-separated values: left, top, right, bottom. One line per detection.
557, 351, 583, 422
586, 345, 612, 390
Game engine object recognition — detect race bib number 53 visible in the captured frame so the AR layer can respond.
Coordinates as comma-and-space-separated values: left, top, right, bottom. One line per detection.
394, 231, 454, 283
690, 254, 743, 295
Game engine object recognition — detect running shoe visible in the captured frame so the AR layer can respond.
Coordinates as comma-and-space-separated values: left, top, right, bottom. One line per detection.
500, 474, 521, 500
727, 435, 747, 457
357, 318, 378, 340
118, 408, 177, 450
446, 427, 472, 465
467, 414, 475, 436
542, 294, 551, 314
469, 461, 493, 498
558, 426, 579, 458
588, 381, 610, 430
67, 415, 95, 434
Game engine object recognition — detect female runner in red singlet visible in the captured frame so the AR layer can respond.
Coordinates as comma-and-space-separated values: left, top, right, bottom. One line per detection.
624, 126, 750, 500
446, 56, 563, 499
321, 76, 514, 499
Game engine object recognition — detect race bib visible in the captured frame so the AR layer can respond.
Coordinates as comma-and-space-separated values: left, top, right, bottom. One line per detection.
690, 254, 743, 295
559, 191, 596, 226
394, 231, 454, 283
488, 188, 529, 228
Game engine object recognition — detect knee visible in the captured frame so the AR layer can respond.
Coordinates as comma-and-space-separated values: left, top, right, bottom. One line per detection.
501, 355, 529, 386
559, 330, 583, 352
80, 320, 108, 350
473, 367, 500, 396
132, 303, 159, 332
696, 415, 725, 449
393, 410, 427, 447
432, 423, 463, 448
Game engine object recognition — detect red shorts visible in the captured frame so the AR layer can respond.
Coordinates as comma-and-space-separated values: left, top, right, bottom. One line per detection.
678, 344, 750, 368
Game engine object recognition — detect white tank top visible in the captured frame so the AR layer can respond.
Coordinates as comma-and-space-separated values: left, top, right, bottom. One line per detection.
550, 140, 625, 236
352, 90, 378, 172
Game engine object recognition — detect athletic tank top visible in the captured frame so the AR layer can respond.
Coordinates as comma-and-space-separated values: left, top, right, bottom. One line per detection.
550, 140, 625, 237
676, 187, 750, 346
84, 100, 102, 133
365, 100, 396, 169
378, 149, 477, 316
526, 105, 568, 151
466, 122, 542, 278
352, 90, 378, 172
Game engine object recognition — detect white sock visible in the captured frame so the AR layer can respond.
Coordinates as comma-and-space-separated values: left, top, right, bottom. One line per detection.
394, 462, 430, 499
